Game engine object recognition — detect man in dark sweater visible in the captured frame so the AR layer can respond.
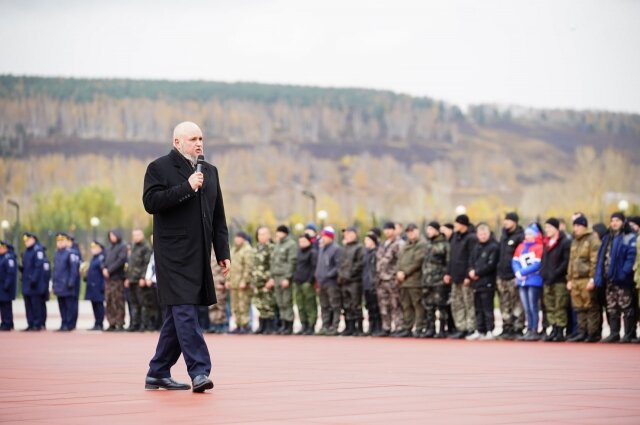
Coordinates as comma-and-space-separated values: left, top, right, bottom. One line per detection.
496, 212, 525, 339
540, 218, 571, 342
445, 215, 478, 339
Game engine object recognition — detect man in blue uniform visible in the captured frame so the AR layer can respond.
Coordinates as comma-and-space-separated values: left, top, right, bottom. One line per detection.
21, 232, 48, 331
53, 233, 80, 332
85, 241, 106, 330
0, 240, 18, 331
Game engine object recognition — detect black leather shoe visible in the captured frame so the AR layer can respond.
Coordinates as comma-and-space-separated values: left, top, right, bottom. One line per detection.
192, 375, 214, 393
145, 376, 190, 390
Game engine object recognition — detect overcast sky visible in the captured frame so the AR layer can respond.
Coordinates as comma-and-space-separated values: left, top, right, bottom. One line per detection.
1, 0, 638, 113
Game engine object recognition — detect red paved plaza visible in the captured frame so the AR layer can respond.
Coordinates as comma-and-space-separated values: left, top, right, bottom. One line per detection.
1, 331, 639, 425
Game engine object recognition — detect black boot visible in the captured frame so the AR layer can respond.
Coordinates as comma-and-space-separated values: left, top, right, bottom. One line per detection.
603, 316, 621, 343
435, 318, 447, 338
621, 315, 636, 343
553, 327, 566, 342
354, 320, 364, 336
340, 320, 354, 336
283, 321, 293, 335
544, 326, 558, 342
254, 319, 265, 334
305, 321, 316, 335
263, 319, 275, 335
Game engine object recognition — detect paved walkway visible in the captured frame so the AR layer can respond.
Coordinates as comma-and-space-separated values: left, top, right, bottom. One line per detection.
1, 330, 639, 425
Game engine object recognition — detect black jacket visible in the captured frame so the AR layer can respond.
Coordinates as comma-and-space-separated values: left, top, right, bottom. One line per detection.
468, 236, 499, 291
498, 226, 524, 280
540, 233, 571, 285
293, 245, 317, 284
338, 241, 364, 285
447, 230, 477, 283
362, 247, 377, 291
103, 228, 128, 281
143, 149, 230, 306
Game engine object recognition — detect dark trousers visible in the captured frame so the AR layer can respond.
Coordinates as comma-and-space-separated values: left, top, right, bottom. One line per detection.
91, 301, 105, 327
473, 289, 495, 333
0, 301, 13, 329
24, 295, 44, 329
57, 296, 78, 330
148, 305, 211, 380
341, 281, 362, 321
319, 284, 342, 330
363, 289, 380, 321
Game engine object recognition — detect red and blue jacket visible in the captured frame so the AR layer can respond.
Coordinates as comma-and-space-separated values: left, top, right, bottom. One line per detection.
511, 225, 544, 288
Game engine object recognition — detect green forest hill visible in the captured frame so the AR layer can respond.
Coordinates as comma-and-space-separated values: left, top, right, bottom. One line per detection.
0, 75, 639, 241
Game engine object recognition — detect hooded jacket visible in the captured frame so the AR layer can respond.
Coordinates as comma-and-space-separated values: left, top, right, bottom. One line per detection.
103, 228, 128, 281
512, 225, 544, 288
595, 230, 637, 288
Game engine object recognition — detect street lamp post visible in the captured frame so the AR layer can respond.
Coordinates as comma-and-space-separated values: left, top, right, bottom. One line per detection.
1, 219, 9, 240
90, 216, 100, 241
317, 210, 328, 228
618, 199, 629, 212
302, 190, 317, 224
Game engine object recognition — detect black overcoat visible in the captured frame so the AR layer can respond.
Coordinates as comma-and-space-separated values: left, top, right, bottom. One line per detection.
143, 149, 230, 306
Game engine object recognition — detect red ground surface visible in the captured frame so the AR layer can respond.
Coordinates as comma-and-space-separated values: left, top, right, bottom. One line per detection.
1, 332, 639, 425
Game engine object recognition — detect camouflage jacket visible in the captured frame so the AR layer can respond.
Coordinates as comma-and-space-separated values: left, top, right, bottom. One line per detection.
422, 234, 449, 287
270, 236, 297, 279
252, 242, 273, 288
210, 253, 226, 292
338, 241, 364, 284
567, 230, 601, 281
376, 237, 402, 281
229, 241, 253, 288
126, 241, 152, 282
397, 238, 428, 288
634, 246, 640, 289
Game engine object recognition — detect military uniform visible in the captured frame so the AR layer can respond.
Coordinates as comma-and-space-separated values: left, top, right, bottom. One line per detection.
397, 237, 428, 336
252, 242, 276, 333
126, 239, 153, 331
53, 237, 80, 331
21, 235, 49, 331
567, 229, 601, 341
208, 253, 229, 333
292, 243, 318, 335
421, 234, 450, 337
316, 240, 342, 335
376, 237, 403, 334
497, 226, 525, 337
448, 229, 478, 336
337, 240, 364, 335
270, 236, 298, 333
0, 241, 18, 331
229, 240, 253, 331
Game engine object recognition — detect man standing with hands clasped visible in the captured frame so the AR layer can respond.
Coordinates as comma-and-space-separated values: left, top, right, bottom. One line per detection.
143, 121, 230, 393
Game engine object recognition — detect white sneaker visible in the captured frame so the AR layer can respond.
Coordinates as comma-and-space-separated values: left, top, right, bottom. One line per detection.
481, 331, 494, 340
465, 331, 482, 340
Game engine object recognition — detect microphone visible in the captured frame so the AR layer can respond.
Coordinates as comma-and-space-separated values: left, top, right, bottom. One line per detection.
195, 155, 204, 192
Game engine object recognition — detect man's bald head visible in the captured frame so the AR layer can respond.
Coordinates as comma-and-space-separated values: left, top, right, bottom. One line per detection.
173, 121, 204, 164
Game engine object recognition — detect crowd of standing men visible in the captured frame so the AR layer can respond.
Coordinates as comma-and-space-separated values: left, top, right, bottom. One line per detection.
1, 211, 639, 344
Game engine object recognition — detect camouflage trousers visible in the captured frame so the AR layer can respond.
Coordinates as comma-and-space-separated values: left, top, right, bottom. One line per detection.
451, 282, 476, 332
105, 278, 125, 327
376, 279, 403, 332
209, 286, 228, 325
400, 287, 424, 332
294, 282, 318, 326
570, 279, 601, 337
230, 287, 252, 327
341, 280, 363, 321
274, 278, 294, 322
543, 283, 569, 327
496, 278, 525, 332
252, 286, 276, 320
319, 284, 342, 330
128, 283, 159, 329
422, 285, 450, 332
606, 284, 634, 326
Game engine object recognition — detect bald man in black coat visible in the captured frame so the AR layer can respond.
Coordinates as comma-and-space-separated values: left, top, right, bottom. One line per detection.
143, 121, 230, 393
